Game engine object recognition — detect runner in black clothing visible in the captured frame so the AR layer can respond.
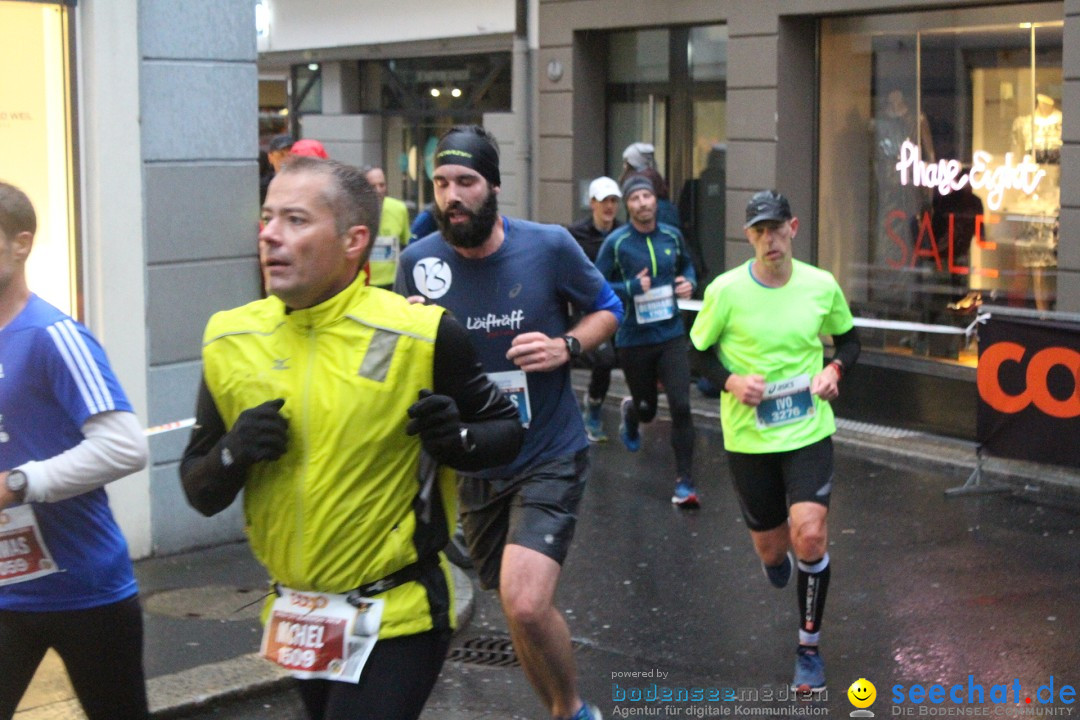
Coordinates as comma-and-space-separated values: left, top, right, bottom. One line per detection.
566, 176, 623, 443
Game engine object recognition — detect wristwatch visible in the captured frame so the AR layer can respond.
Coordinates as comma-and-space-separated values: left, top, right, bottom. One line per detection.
5, 469, 27, 502
562, 335, 582, 360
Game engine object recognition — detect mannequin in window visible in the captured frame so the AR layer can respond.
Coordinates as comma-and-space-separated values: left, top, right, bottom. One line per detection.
1012, 93, 1062, 165
1011, 93, 1060, 310
869, 86, 934, 308
932, 174, 984, 313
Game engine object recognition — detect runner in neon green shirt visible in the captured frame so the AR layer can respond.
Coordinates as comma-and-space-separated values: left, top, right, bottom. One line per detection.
365, 166, 412, 288
689, 190, 860, 695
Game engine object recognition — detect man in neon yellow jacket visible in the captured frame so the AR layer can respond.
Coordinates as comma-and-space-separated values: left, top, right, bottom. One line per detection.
180, 157, 522, 720
364, 165, 411, 289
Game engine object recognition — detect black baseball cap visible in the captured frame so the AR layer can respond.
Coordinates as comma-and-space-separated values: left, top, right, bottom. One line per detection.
744, 190, 792, 229
268, 134, 295, 152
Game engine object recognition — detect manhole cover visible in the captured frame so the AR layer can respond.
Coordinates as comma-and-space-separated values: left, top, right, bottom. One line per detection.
446, 635, 587, 668
142, 585, 266, 621
446, 635, 520, 667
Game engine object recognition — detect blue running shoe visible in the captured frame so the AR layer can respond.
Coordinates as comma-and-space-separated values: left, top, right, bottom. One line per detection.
792, 645, 826, 693
582, 393, 608, 443
566, 702, 603, 720
762, 551, 794, 589
671, 477, 700, 508
619, 396, 640, 452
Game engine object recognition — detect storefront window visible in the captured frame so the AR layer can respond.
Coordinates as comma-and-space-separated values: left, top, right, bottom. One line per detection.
0, 0, 75, 316
360, 53, 512, 114
609, 29, 669, 84
819, 4, 1063, 364
689, 25, 727, 82
355, 53, 510, 215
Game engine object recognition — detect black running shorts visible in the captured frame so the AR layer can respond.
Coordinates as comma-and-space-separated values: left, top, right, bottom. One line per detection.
726, 436, 834, 531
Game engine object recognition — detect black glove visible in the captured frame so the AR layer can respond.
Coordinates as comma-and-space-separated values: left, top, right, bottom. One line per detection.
406, 389, 470, 463
221, 398, 288, 469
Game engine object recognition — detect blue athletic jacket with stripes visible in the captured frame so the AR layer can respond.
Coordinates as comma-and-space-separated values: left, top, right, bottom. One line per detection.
0, 294, 137, 612
595, 221, 697, 348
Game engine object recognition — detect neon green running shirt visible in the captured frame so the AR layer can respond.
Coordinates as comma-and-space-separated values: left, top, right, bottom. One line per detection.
689, 259, 854, 454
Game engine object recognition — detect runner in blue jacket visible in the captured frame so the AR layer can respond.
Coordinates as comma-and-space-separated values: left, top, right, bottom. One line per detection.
595, 173, 700, 507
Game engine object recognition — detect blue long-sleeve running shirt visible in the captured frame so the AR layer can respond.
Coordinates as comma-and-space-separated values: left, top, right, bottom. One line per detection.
595, 221, 696, 348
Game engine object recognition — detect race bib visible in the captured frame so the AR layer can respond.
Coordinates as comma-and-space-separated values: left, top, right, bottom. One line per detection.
261, 587, 383, 684
755, 374, 815, 429
487, 369, 532, 428
634, 284, 675, 324
370, 235, 399, 263
0, 505, 60, 587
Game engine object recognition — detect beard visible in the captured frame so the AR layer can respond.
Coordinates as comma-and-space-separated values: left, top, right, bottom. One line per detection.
435, 190, 499, 249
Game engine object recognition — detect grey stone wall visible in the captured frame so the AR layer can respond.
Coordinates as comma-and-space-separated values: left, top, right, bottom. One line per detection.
139, 0, 260, 554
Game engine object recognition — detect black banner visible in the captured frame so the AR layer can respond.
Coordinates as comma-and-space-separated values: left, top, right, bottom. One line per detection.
976, 311, 1080, 469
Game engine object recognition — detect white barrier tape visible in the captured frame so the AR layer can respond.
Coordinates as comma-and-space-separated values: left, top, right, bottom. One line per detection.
849, 317, 969, 335
677, 299, 975, 336
676, 299, 704, 312
144, 418, 196, 437
144, 303, 978, 440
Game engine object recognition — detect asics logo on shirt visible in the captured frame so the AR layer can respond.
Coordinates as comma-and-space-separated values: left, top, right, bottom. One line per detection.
272, 358, 291, 371
508, 283, 522, 298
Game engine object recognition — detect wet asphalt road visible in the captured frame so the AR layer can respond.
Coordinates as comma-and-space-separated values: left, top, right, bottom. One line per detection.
173, 404, 1080, 719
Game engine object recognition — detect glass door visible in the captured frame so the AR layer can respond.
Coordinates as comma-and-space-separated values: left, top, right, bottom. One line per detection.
605, 24, 727, 284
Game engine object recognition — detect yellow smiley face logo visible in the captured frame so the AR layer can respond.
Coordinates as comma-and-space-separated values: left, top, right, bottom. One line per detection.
848, 678, 877, 708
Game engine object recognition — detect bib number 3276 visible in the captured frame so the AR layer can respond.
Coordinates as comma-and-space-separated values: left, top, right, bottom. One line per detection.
755, 374, 815, 429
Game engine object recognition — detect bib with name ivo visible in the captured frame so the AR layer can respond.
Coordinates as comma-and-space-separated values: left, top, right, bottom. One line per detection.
261, 586, 383, 683
634, 284, 676, 324
755, 374, 815, 429
0, 505, 60, 587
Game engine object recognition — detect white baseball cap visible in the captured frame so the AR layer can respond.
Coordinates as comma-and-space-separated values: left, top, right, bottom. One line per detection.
588, 176, 622, 201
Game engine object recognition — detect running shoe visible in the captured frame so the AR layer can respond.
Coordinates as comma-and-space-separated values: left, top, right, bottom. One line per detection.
792, 645, 826, 693
671, 477, 700, 508
762, 551, 794, 589
618, 396, 640, 452
582, 393, 608, 443
567, 702, 603, 720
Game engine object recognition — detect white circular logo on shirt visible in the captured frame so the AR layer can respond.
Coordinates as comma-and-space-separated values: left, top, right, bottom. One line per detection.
413, 257, 453, 300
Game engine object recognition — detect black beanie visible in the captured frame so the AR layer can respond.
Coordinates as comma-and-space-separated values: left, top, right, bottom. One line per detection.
434, 126, 501, 187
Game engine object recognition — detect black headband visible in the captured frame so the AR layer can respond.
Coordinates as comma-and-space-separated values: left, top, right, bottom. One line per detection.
434, 129, 501, 187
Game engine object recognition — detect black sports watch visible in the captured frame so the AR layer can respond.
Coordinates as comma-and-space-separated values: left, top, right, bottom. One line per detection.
5, 469, 28, 502
562, 335, 582, 360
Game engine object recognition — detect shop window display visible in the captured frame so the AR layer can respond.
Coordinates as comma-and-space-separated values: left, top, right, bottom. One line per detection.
818, 4, 1063, 364
0, 0, 75, 316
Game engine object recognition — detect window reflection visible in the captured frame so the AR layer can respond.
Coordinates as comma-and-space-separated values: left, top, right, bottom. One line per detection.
819, 4, 1063, 363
